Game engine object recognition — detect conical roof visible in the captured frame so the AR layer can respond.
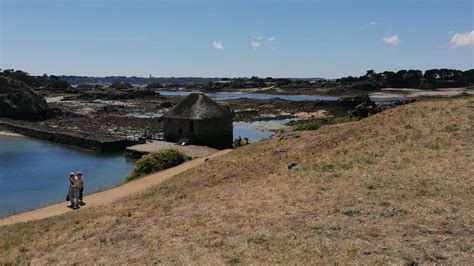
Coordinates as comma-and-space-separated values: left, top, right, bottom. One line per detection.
162, 93, 233, 120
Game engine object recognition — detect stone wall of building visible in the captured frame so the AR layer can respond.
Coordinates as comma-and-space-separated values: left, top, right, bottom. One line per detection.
163, 117, 233, 149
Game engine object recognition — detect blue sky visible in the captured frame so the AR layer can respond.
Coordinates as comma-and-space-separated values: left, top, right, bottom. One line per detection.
1, 0, 473, 78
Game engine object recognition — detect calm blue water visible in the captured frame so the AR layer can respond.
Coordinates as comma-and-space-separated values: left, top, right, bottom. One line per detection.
0, 135, 134, 218
158, 90, 401, 102
159, 90, 339, 101
233, 118, 299, 143
0, 119, 286, 217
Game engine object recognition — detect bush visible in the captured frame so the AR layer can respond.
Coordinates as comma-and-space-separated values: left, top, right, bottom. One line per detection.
126, 149, 188, 182
110, 82, 133, 90
349, 81, 379, 91
146, 82, 164, 89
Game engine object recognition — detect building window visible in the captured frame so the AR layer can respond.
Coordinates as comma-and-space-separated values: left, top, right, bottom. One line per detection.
178, 128, 182, 135
189, 121, 194, 132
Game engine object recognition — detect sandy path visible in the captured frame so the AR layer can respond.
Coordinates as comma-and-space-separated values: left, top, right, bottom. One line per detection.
0, 149, 232, 226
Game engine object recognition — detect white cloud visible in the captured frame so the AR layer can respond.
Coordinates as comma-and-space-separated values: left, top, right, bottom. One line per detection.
212, 41, 224, 50
250, 40, 261, 49
370, 21, 376, 26
450, 31, 474, 47
383, 35, 400, 46
267, 36, 276, 42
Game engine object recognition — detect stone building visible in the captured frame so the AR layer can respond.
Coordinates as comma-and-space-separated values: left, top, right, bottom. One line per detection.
162, 93, 233, 149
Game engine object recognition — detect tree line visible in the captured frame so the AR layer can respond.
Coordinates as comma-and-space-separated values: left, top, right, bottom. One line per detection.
2, 68, 473, 92
337, 69, 474, 90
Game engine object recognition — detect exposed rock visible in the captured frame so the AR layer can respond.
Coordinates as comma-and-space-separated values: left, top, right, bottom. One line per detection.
339, 94, 375, 109
350, 103, 370, 118
160, 101, 174, 108
343, 209, 362, 216
287, 162, 298, 170
0, 77, 51, 121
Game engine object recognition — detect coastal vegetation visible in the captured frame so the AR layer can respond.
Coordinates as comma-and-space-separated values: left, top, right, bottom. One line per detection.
7, 68, 468, 92
292, 116, 359, 131
0, 76, 51, 121
126, 149, 188, 182
1, 69, 473, 106
202, 69, 474, 91
1, 69, 70, 91
1, 97, 472, 264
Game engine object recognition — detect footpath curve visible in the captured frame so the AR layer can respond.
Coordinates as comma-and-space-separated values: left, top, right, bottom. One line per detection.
0, 149, 232, 226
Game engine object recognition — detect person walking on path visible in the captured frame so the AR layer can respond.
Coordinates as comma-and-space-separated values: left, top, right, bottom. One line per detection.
76, 171, 86, 206
66, 172, 74, 203
67, 172, 80, 210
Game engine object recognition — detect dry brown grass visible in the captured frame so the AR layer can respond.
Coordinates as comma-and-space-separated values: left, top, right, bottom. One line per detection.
1, 97, 473, 264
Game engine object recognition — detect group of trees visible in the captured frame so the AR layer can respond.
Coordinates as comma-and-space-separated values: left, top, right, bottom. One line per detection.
203, 76, 324, 90
2, 68, 473, 93
204, 69, 474, 92
337, 69, 474, 90
203, 77, 267, 90
0, 69, 70, 90
59, 76, 221, 86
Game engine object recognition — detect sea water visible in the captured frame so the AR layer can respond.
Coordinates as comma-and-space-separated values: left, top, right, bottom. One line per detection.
158, 90, 402, 102
0, 135, 134, 218
0, 118, 295, 217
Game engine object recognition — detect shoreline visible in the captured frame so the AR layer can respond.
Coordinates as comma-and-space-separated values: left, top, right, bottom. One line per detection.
0, 149, 232, 226
0, 121, 141, 152
0, 130, 24, 137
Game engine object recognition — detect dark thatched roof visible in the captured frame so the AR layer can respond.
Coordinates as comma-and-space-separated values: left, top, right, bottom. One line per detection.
162, 93, 233, 120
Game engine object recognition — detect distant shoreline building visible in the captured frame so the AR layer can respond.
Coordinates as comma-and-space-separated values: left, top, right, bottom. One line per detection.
162, 93, 233, 149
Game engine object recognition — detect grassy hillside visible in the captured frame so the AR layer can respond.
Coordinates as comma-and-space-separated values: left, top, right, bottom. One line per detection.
1, 97, 473, 264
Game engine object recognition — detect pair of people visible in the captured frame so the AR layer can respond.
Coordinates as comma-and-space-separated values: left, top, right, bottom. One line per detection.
233, 136, 250, 149
67, 171, 85, 210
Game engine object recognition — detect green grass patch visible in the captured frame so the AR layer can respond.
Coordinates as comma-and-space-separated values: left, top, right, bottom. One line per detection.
293, 116, 359, 131
126, 149, 188, 182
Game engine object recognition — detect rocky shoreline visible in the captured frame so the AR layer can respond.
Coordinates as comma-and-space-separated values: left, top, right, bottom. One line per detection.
0, 120, 142, 152
1, 72, 416, 153
0, 92, 394, 152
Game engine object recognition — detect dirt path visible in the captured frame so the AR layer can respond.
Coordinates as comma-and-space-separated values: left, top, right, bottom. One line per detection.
0, 149, 232, 226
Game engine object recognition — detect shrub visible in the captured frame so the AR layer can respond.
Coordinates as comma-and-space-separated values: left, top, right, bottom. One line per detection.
126, 149, 188, 182
146, 82, 164, 89
349, 80, 379, 91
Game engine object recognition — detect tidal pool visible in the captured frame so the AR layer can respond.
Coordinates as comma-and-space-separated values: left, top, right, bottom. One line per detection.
233, 118, 299, 143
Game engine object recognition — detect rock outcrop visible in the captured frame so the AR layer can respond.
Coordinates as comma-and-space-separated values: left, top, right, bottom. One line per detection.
339, 94, 375, 108
0, 77, 50, 121
339, 94, 376, 118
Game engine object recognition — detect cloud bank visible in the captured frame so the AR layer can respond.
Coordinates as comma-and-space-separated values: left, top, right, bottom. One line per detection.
212, 41, 224, 50
383, 35, 400, 46
450, 31, 474, 47
250, 40, 261, 49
